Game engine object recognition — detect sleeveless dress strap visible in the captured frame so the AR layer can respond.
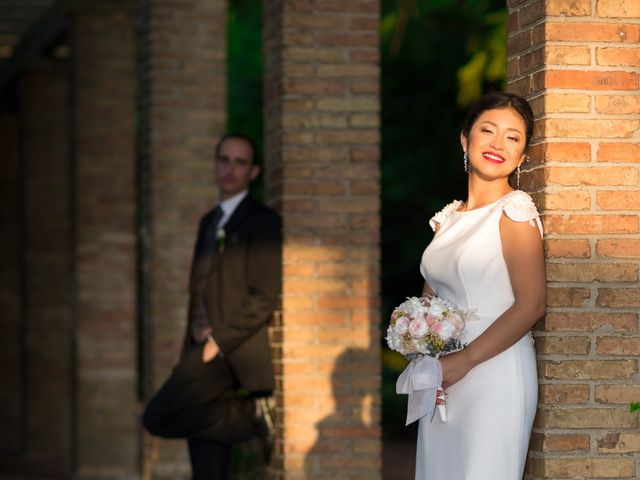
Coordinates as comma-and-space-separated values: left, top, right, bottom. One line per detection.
429, 200, 462, 232
499, 190, 543, 238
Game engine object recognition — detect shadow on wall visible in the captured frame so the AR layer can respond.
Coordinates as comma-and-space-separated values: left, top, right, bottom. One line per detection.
304, 347, 379, 478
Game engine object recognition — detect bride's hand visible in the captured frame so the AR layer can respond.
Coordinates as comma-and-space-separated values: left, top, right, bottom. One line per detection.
440, 349, 474, 389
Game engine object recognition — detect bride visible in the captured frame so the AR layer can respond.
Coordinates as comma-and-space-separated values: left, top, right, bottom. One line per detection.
416, 92, 546, 479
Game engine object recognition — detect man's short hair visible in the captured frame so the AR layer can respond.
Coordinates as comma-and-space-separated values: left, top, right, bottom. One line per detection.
215, 133, 260, 166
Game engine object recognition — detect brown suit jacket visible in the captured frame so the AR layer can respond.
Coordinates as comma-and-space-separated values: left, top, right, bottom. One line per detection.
184, 195, 282, 393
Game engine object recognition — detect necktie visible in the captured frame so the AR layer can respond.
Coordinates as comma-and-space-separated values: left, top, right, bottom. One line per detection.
203, 205, 223, 255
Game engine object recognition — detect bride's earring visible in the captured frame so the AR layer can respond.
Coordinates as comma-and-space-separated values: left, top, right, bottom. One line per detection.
463, 152, 468, 173
516, 164, 521, 187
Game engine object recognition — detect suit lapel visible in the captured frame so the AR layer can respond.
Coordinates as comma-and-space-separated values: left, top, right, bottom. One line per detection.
207, 195, 254, 271
222, 194, 254, 237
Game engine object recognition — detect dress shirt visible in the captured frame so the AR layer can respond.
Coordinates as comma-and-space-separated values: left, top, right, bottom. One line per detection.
218, 190, 249, 228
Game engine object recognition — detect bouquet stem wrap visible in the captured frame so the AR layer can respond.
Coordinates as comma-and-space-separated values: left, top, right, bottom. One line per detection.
396, 355, 443, 425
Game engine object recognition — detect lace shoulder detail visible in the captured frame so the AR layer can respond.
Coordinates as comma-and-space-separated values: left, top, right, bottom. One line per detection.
429, 200, 463, 231
500, 190, 543, 237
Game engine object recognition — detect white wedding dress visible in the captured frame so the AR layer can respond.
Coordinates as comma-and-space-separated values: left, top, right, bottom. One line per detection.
416, 190, 542, 480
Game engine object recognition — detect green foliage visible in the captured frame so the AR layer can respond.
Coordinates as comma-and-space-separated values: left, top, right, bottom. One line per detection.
228, 0, 264, 199
227, 0, 263, 146
630, 402, 640, 413
457, 10, 507, 106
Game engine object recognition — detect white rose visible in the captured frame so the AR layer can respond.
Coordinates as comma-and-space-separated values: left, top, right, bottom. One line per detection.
427, 300, 446, 318
438, 321, 455, 341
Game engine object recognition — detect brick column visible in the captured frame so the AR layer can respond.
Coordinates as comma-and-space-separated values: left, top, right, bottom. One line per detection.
71, 4, 138, 476
0, 110, 23, 457
139, 0, 227, 476
507, 1, 639, 478
15, 66, 74, 475
263, 1, 382, 478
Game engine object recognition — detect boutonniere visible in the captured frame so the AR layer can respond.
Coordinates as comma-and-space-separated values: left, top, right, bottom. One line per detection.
216, 227, 226, 252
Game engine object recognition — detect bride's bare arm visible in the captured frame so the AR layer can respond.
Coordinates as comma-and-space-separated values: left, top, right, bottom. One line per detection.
440, 213, 546, 388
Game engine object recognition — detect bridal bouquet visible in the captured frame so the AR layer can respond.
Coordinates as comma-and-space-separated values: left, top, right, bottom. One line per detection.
386, 295, 475, 424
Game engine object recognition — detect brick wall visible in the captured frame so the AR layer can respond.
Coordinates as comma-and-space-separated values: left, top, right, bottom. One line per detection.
18, 65, 73, 475
507, 1, 639, 478
139, 0, 227, 476
263, 1, 382, 478
0, 110, 23, 457
71, 4, 139, 476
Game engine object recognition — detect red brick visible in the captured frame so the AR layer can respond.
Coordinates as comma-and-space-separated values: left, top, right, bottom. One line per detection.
520, 0, 544, 26
597, 288, 640, 307
545, 69, 638, 90
350, 80, 380, 95
544, 214, 639, 234
546, 287, 591, 307
544, 312, 637, 332
282, 14, 350, 30
596, 95, 640, 114
596, 336, 640, 355
539, 190, 591, 210
545, 239, 591, 258
598, 143, 640, 163
281, 78, 346, 95
547, 263, 638, 282
596, 47, 640, 66
530, 433, 590, 453
519, 47, 544, 73
541, 360, 637, 380
317, 295, 379, 309
596, 0, 640, 18
506, 76, 532, 98
597, 239, 640, 258
545, 22, 640, 43
547, 0, 591, 16
542, 142, 592, 162
315, 130, 379, 145
536, 335, 590, 354
507, 30, 532, 55
539, 384, 590, 404
598, 432, 640, 453
317, 33, 378, 48
543, 93, 591, 113
316, 0, 380, 14
543, 118, 640, 139
530, 457, 636, 478
547, 166, 638, 186
544, 45, 591, 66
595, 384, 640, 404
597, 191, 640, 210
536, 407, 638, 428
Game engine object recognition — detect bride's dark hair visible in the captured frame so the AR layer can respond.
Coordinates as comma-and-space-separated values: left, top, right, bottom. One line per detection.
461, 92, 534, 148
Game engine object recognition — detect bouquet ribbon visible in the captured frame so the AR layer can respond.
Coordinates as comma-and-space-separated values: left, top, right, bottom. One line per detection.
396, 355, 443, 425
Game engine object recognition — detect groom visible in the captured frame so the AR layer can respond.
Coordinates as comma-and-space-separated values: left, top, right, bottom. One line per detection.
143, 133, 282, 479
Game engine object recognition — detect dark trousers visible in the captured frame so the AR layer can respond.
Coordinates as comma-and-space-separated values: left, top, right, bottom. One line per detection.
143, 345, 255, 479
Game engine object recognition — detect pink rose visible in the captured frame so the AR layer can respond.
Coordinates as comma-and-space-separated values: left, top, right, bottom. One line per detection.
390, 310, 400, 323
394, 316, 409, 335
409, 317, 428, 338
426, 315, 441, 333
